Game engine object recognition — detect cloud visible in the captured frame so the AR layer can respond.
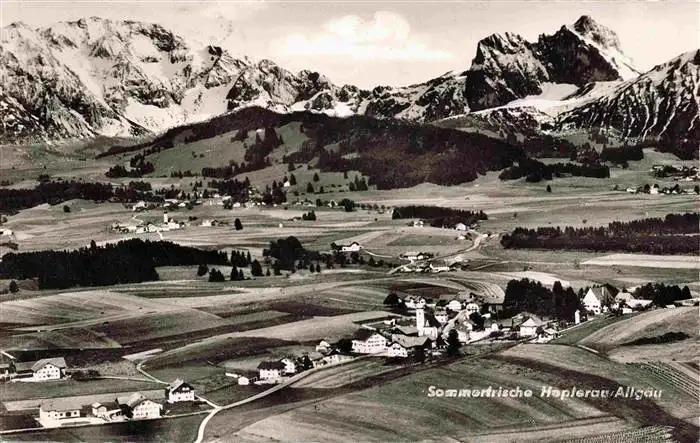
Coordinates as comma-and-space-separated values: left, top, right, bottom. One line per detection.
273, 11, 452, 61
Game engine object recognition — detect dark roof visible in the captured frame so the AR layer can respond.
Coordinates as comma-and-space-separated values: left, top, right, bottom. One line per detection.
117, 393, 147, 408
168, 378, 193, 392
352, 328, 382, 341
257, 361, 286, 370
32, 357, 67, 372
14, 361, 35, 373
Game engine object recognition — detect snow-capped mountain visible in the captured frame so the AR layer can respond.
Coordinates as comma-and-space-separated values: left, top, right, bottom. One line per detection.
555, 50, 700, 141
2, 14, 692, 147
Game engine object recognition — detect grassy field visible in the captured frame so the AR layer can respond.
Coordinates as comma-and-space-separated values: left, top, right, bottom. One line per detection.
5, 413, 204, 442
498, 344, 698, 420
578, 307, 699, 356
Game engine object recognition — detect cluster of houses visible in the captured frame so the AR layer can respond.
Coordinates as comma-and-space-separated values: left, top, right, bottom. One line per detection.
582, 286, 653, 315
624, 183, 696, 195
38, 379, 196, 428
111, 211, 230, 234
0, 357, 67, 382
411, 220, 475, 232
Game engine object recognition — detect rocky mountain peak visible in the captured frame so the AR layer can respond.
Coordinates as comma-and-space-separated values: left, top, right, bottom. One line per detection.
572, 15, 621, 50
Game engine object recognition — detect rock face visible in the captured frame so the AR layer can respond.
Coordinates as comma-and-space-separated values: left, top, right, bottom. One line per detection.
4, 14, 692, 147
555, 50, 700, 141
464, 16, 641, 111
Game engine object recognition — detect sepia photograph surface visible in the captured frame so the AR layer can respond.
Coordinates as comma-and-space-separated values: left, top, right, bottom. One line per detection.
0, 0, 698, 442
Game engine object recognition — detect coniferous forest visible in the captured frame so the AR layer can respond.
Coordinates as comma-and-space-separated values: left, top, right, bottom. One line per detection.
501, 213, 699, 254
0, 239, 229, 289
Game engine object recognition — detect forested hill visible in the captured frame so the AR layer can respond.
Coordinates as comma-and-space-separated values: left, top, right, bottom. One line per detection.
100, 107, 525, 190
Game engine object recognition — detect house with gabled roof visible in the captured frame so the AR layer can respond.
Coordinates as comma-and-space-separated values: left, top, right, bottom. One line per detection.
165, 379, 195, 403
31, 357, 67, 381
39, 398, 84, 426
117, 393, 162, 420
583, 286, 615, 314
257, 361, 287, 381
351, 328, 388, 354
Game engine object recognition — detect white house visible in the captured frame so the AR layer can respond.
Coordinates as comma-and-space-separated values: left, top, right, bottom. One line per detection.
412, 220, 424, 227
454, 223, 467, 231
32, 357, 66, 381
387, 342, 409, 358
340, 242, 362, 253
166, 379, 195, 403
583, 286, 613, 315
519, 317, 543, 337
280, 358, 297, 375
429, 262, 451, 273
257, 361, 286, 381
351, 329, 388, 354
40, 398, 82, 425
117, 393, 162, 420
316, 339, 333, 353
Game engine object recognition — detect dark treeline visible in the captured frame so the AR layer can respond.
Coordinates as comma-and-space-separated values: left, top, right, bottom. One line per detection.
263, 236, 321, 271
391, 205, 487, 228
207, 178, 250, 203
0, 239, 229, 289
633, 282, 692, 307
501, 213, 700, 254
230, 250, 252, 267
503, 279, 581, 321
499, 158, 610, 182
599, 145, 644, 164
0, 181, 114, 214
0, 180, 180, 214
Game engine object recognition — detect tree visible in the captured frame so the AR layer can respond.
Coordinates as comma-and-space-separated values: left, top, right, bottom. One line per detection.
446, 329, 461, 356
230, 265, 239, 281
546, 185, 552, 193
251, 259, 263, 277
289, 174, 297, 186
384, 293, 400, 306
337, 338, 353, 354
287, 163, 296, 172
306, 182, 314, 193
246, 251, 252, 265
315, 263, 321, 273
309, 263, 315, 273
469, 312, 485, 330
197, 264, 209, 276
273, 261, 282, 275
313, 172, 320, 182
234, 218, 243, 231
238, 269, 244, 280
63, 205, 71, 213
266, 268, 271, 277
343, 170, 348, 179
8, 280, 18, 293
413, 345, 426, 363
208, 268, 225, 282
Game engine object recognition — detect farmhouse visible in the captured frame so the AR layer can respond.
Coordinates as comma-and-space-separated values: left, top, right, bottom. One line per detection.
387, 342, 409, 358
39, 398, 83, 426
351, 328, 388, 354
117, 393, 162, 420
280, 357, 297, 375
518, 316, 545, 337
429, 262, 451, 273
91, 401, 123, 421
614, 291, 653, 309
165, 379, 195, 403
455, 223, 467, 231
413, 220, 424, 227
257, 361, 286, 381
316, 339, 333, 353
31, 357, 67, 381
400, 251, 432, 262
404, 296, 426, 309
332, 241, 362, 253
583, 286, 614, 314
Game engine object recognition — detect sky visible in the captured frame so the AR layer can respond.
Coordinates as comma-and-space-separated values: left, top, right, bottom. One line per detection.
1, 0, 698, 87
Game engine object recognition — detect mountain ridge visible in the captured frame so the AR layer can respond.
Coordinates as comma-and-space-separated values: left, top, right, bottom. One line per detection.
1, 15, 696, 153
